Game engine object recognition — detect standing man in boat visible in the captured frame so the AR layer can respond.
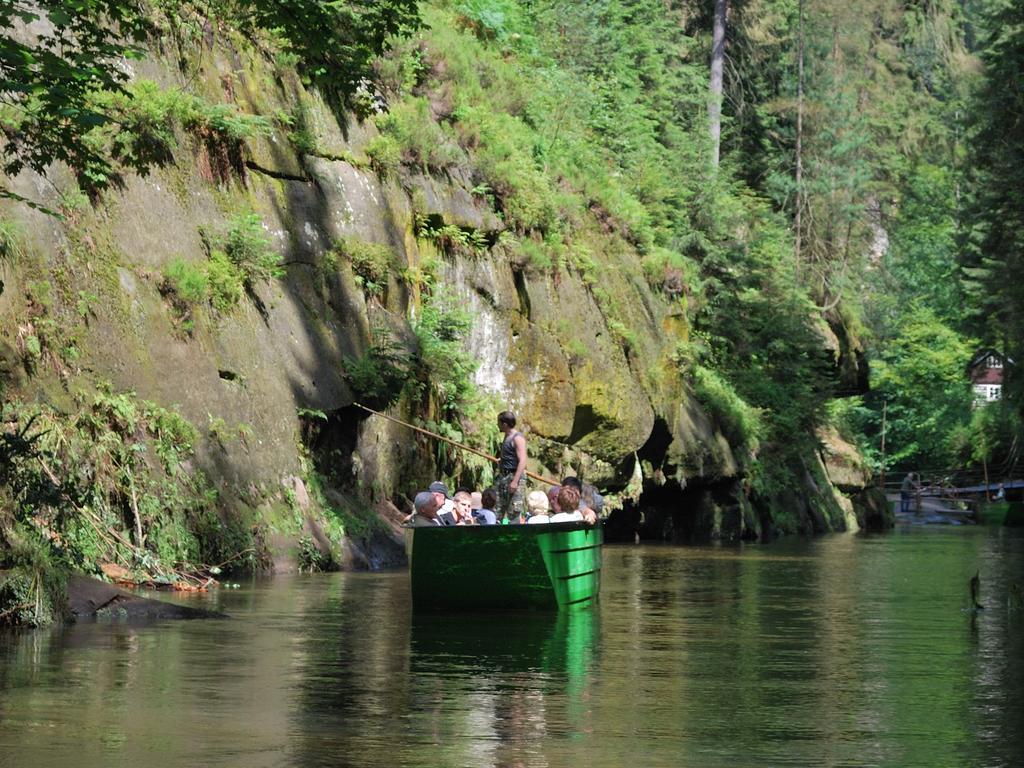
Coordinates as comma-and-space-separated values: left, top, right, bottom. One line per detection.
496, 410, 527, 523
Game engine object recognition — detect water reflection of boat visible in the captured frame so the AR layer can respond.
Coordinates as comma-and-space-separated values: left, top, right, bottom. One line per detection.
410, 608, 597, 676
404, 521, 602, 610
409, 608, 599, 752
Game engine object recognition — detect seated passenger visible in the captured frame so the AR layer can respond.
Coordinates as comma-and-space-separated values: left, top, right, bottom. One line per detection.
428, 481, 457, 525
452, 491, 477, 525
526, 490, 551, 523
408, 491, 443, 526
556, 484, 596, 524
473, 488, 498, 525
550, 487, 584, 522
560, 476, 599, 524
583, 485, 604, 517
550, 509, 584, 522
546, 486, 561, 513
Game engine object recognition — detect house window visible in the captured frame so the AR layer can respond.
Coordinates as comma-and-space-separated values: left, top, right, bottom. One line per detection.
974, 384, 1003, 404
988, 356, 1003, 369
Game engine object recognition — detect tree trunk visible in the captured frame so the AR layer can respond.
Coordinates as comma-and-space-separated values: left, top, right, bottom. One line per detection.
708, 0, 727, 169
795, 0, 804, 268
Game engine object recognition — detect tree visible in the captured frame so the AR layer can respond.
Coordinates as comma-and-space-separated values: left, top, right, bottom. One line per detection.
0, 0, 152, 205
961, 0, 1024, 408
708, 0, 728, 168
0, 0, 419, 205
868, 307, 974, 470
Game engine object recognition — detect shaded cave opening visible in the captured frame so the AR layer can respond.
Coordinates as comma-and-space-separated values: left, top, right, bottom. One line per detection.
297, 403, 408, 569
605, 416, 736, 543
299, 404, 365, 490
606, 477, 708, 543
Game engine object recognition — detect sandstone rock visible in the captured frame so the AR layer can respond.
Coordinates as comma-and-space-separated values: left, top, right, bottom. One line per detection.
818, 425, 870, 493
0, 33, 876, 557
67, 575, 226, 621
290, 476, 311, 510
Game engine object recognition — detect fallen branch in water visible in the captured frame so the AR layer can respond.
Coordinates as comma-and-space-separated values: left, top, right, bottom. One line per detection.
0, 602, 32, 624
202, 549, 256, 574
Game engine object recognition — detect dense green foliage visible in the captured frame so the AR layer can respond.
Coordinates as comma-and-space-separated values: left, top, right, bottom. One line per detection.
161, 213, 281, 331
0, 389, 263, 624
868, 309, 975, 468
341, 327, 414, 410
963, 0, 1024, 406
363, 0, 1003, 490
0, 0, 418, 203
85, 79, 273, 190
0, 0, 152, 206
702, 0, 1024, 477
546, 0, 1016, 479
0, 2, 426, 623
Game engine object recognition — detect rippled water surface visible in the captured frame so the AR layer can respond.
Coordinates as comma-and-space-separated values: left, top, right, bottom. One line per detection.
3, 526, 1024, 767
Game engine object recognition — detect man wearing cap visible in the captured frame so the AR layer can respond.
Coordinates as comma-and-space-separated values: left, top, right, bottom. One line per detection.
408, 491, 443, 527
429, 481, 457, 526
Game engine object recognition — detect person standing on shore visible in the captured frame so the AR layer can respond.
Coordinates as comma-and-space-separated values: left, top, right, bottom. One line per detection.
496, 411, 527, 523
900, 472, 917, 514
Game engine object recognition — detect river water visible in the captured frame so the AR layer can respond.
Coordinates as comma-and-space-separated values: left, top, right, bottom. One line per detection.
2, 526, 1023, 768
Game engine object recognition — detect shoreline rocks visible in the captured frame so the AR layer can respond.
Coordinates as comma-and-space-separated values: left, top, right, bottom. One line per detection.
67, 575, 227, 621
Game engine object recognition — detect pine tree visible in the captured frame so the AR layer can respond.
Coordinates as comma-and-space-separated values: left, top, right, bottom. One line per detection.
962, 0, 1024, 405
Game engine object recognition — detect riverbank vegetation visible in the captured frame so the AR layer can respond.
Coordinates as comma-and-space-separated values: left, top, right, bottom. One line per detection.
0, 389, 251, 625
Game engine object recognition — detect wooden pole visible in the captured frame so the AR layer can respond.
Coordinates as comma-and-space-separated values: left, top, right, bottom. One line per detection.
352, 402, 561, 486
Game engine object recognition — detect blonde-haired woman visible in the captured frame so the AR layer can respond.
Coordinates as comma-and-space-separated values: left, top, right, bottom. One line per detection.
525, 490, 550, 523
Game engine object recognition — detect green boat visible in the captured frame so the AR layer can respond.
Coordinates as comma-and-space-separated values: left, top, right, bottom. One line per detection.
404, 520, 603, 611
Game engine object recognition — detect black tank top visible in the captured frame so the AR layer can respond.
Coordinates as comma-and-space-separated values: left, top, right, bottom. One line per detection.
499, 431, 521, 474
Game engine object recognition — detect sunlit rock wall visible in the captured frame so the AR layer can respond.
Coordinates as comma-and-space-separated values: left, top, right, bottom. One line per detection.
0, 38, 874, 557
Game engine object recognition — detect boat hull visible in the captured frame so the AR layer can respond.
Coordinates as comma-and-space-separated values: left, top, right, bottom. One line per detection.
405, 521, 602, 610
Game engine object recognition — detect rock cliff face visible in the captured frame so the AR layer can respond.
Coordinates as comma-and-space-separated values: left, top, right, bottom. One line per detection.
0, 39, 879, 570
